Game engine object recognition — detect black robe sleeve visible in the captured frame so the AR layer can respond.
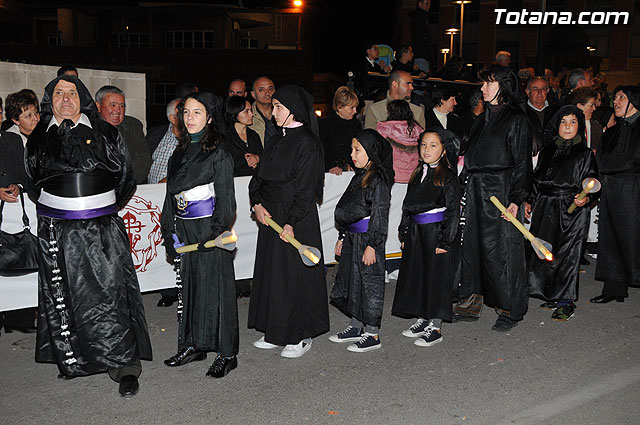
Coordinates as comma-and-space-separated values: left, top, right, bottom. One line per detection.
208, 148, 237, 236
364, 175, 391, 248
437, 173, 461, 251
112, 128, 137, 209
284, 136, 323, 227
508, 114, 532, 206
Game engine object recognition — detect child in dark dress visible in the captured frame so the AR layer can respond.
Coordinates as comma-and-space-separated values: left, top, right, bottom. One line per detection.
392, 129, 461, 347
329, 129, 393, 352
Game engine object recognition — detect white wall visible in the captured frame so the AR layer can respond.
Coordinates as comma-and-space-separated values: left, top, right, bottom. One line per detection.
0, 62, 146, 129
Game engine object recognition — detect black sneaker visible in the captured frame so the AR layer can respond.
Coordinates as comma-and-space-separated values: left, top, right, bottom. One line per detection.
328, 326, 363, 343
491, 316, 518, 332
402, 319, 429, 338
552, 303, 576, 321
540, 301, 557, 310
414, 326, 442, 347
347, 333, 381, 352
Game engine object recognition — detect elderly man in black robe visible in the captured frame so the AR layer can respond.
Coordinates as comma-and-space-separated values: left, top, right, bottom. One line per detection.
25, 75, 152, 397
590, 86, 640, 303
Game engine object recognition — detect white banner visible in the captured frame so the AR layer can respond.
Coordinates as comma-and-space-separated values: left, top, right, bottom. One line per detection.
0, 173, 406, 311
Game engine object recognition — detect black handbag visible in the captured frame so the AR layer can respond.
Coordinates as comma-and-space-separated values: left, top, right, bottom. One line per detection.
0, 191, 39, 276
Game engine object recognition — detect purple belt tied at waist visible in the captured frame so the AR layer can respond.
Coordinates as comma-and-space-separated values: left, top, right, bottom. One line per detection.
344, 218, 370, 233
37, 203, 118, 220
176, 197, 216, 219
410, 210, 445, 224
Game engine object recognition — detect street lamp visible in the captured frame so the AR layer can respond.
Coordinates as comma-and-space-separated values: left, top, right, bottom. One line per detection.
445, 28, 459, 57
293, 0, 303, 49
441, 48, 450, 64
453, 1, 471, 58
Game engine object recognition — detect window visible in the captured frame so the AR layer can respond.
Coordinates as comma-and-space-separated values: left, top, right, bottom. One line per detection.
166, 31, 214, 48
275, 14, 283, 42
111, 33, 149, 48
153, 83, 176, 105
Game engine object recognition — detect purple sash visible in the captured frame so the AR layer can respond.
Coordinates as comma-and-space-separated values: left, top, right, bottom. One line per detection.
410, 210, 445, 224
176, 197, 216, 219
344, 218, 370, 233
37, 203, 118, 220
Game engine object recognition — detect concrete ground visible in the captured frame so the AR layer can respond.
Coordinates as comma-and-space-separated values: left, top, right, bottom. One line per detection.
2, 261, 639, 425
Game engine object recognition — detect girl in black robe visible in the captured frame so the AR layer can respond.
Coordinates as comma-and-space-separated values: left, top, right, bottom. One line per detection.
392, 128, 461, 346
526, 106, 598, 321
248, 85, 329, 358
161, 92, 238, 378
591, 86, 640, 303
329, 129, 393, 353
454, 65, 532, 332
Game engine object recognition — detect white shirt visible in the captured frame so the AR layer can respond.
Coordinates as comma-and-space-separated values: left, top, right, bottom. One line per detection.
7, 124, 27, 147
585, 120, 592, 148
46, 113, 92, 132
527, 99, 549, 112
433, 108, 448, 129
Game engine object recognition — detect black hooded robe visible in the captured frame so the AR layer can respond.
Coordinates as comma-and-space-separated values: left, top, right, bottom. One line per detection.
392, 166, 460, 322
456, 104, 532, 320
330, 172, 391, 328
160, 143, 238, 356
595, 111, 640, 296
528, 142, 598, 302
25, 76, 152, 376
247, 126, 330, 345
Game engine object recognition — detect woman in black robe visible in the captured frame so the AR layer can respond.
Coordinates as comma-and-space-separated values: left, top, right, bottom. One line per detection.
25, 75, 152, 395
248, 85, 329, 358
223, 95, 263, 177
392, 128, 460, 345
526, 106, 598, 320
161, 92, 238, 378
454, 65, 532, 332
329, 129, 393, 352
591, 86, 640, 303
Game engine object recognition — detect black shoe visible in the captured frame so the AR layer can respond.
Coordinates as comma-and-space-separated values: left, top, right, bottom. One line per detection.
164, 346, 207, 367
539, 301, 557, 310
118, 375, 139, 398
206, 355, 238, 378
452, 314, 479, 323
4, 326, 37, 334
589, 294, 624, 304
580, 256, 591, 265
157, 295, 177, 307
492, 316, 518, 332
57, 373, 76, 380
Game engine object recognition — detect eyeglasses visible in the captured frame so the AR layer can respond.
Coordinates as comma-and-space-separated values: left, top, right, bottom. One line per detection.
529, 87, 548, 93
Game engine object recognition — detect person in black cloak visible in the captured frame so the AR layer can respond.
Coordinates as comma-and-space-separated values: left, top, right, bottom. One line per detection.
453, 64, 533, 332
24, 75, 152, 397
392, 127, 461, 346
248, 85, 329, 358
160, 91, 238, 377
525, 105, 598, 320
590, 86, 640, 303
328, 129, 393, 352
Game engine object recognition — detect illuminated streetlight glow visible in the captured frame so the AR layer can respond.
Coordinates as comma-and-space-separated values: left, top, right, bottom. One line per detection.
441, 48, 450, 64
293, 0, 302, 6
445, 28, 459, 57
453, 1, 471, 57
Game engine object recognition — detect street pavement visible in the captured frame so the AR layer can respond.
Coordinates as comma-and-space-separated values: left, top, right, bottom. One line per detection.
2, 261, 639, 425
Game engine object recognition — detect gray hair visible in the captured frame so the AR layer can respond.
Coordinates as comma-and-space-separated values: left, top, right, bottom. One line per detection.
495, 51, 511, 61
567, 69, 587, 90
166, 98, 180, 119
95, 85, 125, 104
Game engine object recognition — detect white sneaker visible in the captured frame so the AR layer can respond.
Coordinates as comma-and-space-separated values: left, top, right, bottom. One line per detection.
401, 318, 429, 338
280, 338, 312, 358
253, 336, 279, 350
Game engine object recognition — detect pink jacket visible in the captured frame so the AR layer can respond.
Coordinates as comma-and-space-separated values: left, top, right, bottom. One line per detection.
376, 120, 423, 183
